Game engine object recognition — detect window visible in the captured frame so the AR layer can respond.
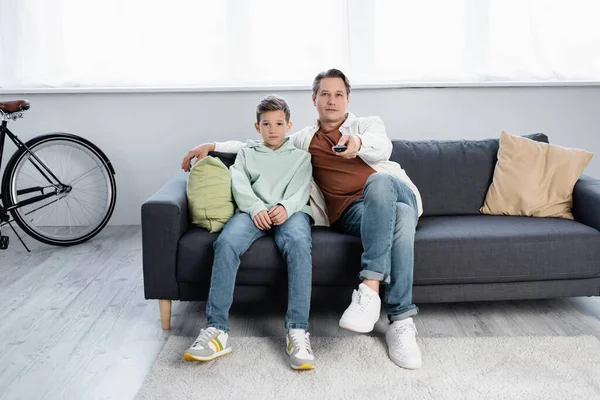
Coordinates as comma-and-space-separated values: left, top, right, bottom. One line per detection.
1, 0, 599, 89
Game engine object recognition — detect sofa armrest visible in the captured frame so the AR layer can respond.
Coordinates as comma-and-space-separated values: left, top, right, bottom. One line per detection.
573, 174, 600, 232
141, 172, 189, 299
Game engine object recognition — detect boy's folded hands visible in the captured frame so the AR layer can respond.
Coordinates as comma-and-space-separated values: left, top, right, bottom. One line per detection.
253, 205, 289, 230
268, 205, 288, 226
253, 210, 272, 230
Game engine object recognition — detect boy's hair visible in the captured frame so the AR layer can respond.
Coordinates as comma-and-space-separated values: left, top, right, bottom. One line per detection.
256, 95, 291, 123
312, 68, 351, 97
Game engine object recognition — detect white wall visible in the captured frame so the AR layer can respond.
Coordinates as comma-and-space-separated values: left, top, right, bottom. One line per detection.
2, 86, 599, 225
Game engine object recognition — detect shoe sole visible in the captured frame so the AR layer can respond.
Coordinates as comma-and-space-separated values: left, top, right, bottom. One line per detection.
286, 347, 315, 370
388, 353, 422, 370
291, 363, 315, 370
183, 347, 232, 362
338, 318, 376, 333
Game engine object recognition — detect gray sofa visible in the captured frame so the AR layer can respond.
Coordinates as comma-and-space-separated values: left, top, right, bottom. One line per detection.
142, 134, 600, 329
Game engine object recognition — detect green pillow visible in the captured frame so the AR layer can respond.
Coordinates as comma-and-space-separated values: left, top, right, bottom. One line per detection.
187, 156, 235, 232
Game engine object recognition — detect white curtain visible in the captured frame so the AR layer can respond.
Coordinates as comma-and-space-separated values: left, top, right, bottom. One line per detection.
1, 0, 599, 89
353, 0, 600, 83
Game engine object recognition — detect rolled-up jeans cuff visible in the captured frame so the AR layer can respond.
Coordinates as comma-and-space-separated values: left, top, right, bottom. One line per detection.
359, 270, 391, 284
389, 307, 419, 322
286, 323, 309, 330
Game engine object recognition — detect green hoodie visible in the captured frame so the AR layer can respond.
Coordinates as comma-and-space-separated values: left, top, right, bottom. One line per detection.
230, 137, 312, 219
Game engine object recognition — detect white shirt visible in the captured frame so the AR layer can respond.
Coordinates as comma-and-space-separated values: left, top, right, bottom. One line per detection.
215, 112, 423, 226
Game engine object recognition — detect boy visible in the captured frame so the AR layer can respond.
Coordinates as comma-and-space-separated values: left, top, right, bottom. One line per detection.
183, 95, 315, 370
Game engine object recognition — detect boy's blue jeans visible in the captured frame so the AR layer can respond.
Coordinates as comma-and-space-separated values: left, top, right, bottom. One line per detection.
206, 211, 312, 332
334, 173, 419, 322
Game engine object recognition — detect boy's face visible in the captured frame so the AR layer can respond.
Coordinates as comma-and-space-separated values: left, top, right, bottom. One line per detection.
254, 110, 292, 150
312, 77, 350, 125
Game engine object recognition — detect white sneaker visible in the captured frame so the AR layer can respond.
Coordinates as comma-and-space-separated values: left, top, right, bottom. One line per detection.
286, 329, 315, 370
385, 318, 422, 369
339, 283, 381, 333
183, 327, 232, 362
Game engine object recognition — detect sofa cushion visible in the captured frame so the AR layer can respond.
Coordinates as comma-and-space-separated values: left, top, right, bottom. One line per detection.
391, 133, 549, 217
177, 228, 287, 285
177, 226, 365, 286
213, 134, 550, 218
187, 156, 235, 232
177, 227, 362, 286
177, 215, 600, 287
414, 215, 600, 285
480, 131, 593, 220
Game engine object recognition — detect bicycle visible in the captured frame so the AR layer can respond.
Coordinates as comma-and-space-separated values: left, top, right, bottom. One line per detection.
0, 100, 117, 251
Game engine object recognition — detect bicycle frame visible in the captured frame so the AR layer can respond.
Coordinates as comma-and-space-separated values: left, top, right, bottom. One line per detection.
0, 120, 69, 214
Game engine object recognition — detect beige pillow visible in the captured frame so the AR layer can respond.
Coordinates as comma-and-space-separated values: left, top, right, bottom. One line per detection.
480, 131, 593, 219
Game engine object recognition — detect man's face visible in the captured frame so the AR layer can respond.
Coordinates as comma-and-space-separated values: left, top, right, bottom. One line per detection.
254, 110, 292, 150
312, 77, 350, 124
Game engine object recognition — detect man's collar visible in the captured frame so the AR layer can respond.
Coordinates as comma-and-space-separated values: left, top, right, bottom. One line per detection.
340, 112, 356, 129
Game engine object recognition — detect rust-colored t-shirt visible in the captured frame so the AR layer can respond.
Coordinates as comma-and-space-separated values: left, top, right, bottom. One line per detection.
308, 129, 376, 224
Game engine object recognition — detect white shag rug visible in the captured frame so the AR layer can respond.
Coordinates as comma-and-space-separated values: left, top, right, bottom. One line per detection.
135, 335, 600, 400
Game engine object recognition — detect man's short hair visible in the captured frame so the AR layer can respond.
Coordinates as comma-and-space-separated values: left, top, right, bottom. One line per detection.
256, 95, 291, 123
312, 69, 351, 97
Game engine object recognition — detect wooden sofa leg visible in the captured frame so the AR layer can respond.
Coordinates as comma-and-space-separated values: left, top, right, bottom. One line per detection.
159, 300, 172, 330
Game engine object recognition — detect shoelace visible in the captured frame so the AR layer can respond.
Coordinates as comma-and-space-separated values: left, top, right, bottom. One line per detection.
348, 289, 372, 312
192, 327, 218, 348
392, 322, 417, 349
290, 331, 313, 355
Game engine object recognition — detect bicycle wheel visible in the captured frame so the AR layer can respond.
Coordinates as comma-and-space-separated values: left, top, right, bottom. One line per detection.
1, 133, 117, 246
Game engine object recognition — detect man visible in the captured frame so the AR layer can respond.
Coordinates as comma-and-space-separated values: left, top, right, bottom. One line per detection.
181, 69, 424, 369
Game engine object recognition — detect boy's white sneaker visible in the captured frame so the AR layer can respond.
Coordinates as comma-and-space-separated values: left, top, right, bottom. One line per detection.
385, 317, 422, 369
184, 327, 231, 361
286, 329, 315, 370
339, 283, 381, 333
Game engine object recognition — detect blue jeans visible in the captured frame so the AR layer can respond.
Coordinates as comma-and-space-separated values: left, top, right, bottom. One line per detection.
206, 211, 312, 332
334, 173, 419, 321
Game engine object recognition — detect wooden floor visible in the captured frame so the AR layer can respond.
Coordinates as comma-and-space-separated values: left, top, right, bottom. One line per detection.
1, 226, 599, 400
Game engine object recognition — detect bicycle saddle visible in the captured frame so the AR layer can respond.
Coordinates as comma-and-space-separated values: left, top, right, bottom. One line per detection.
0, 100, 30, 113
